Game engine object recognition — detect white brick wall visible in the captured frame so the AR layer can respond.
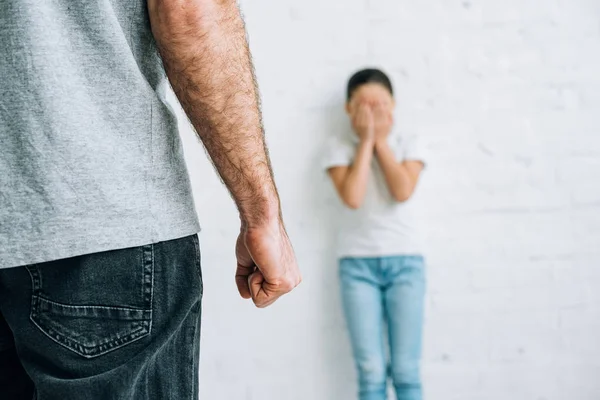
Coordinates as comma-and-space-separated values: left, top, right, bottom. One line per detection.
172, 0, 600, 398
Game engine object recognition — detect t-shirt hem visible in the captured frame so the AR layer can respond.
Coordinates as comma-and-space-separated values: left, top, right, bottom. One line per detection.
336, 245, 424, 259
337, 250, 424, 259
0, 220, 201, 269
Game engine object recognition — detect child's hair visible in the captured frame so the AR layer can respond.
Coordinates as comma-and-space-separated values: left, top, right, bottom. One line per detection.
347, 68, 393, 101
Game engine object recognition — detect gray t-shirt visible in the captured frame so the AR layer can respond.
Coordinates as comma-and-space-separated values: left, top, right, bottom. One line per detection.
0, 1, 200, 268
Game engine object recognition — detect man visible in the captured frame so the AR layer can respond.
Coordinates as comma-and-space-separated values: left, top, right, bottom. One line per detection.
0, 0, 301, 399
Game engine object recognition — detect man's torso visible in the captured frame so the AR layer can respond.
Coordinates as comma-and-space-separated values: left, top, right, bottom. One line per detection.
0, 0, 199, 268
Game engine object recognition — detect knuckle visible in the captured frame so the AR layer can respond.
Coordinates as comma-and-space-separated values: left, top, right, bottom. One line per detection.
281, 279, 295, 291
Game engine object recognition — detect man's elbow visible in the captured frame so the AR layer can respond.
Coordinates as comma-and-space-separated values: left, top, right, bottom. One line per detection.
149, 0, 230, 39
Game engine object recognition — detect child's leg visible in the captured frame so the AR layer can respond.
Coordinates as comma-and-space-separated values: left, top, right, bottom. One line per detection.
340, 257, 387, 400
383, 256, 426, 400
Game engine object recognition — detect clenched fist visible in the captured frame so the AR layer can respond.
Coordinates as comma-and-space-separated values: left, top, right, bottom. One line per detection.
235, 219, 301, 308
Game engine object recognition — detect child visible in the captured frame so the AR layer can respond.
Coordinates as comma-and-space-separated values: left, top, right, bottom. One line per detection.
324, 68, 426, 400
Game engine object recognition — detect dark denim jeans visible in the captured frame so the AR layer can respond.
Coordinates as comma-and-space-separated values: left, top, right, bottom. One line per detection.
0, 234, 203, 400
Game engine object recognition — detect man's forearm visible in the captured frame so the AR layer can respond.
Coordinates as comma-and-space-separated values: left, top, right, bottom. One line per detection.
148, 0, 278, 226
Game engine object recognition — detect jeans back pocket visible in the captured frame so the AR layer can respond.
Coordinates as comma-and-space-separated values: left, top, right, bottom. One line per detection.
26, 244, 154, 359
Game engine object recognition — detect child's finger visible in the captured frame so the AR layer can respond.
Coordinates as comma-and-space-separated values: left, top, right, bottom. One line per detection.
360, 106, 371, 124
366, 107, 375, 128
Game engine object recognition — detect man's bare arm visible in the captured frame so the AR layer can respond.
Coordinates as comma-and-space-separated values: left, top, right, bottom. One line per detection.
147, 0, 301, 307
148, 0, 278, 226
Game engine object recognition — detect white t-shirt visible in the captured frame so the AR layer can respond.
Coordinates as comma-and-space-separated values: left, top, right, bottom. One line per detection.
323, 130, 426, 258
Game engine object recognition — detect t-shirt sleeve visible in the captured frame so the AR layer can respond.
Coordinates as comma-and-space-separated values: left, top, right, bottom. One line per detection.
322, 136, 355, 171
399, 134, 428, 169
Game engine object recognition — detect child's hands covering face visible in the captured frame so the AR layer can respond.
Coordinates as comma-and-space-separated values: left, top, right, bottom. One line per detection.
351, 103, 375, 143
371, 101, 393, 143
351, 100, 393, 143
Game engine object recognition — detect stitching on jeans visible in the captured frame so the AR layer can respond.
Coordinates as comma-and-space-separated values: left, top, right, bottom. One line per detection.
25, 266, 38, 326
35, 297, 149, 312
188, 302, 201, 399
25, 256, 154, 359
149, 243, 154, 335
191, 307, 198, 400
25, 265, 42, 322
31, 316, 147, 349
25, 265, 40, 293
28, 316, 149, 359
192, 234, 203, 295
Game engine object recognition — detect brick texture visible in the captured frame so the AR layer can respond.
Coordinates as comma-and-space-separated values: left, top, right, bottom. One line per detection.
171, 0, 600, 398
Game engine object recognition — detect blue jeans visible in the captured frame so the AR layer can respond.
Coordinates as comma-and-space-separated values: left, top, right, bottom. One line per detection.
0, 234, 202, 400
340, 256, 426, 400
